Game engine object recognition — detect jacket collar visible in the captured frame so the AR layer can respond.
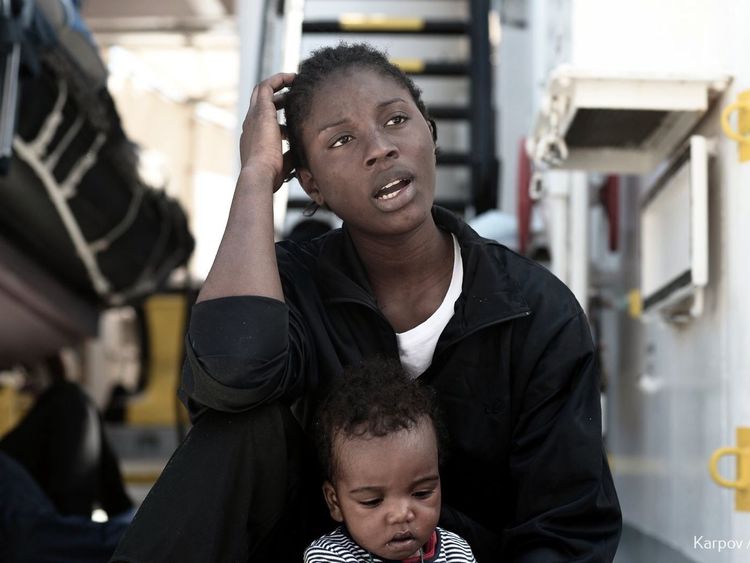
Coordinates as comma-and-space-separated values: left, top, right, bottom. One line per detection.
314, 206, 530, 332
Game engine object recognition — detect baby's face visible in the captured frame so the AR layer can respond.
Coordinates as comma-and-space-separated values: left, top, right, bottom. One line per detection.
324, 417, 441, 559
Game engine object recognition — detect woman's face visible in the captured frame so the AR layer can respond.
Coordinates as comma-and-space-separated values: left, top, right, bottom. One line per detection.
297, 68, 436, 239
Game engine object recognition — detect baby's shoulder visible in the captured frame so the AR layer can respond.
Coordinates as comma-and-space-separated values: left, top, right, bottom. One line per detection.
436, 526, 478, 562
304, 527, 366, 563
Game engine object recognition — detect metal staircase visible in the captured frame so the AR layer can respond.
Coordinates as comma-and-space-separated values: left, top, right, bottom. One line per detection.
286, 0, 499, 216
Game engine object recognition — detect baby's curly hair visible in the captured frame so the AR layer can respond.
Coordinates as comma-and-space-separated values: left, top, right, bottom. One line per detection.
315, 356, 445, 482
284, 42, 437, 173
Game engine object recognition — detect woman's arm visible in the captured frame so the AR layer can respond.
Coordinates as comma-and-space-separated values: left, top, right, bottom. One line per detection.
197, 72, 295, 304
182, 74, 314, 415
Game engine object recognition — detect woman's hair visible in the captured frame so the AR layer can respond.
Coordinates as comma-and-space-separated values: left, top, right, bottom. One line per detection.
314, 356, 445, 482
285, 42, 437, 174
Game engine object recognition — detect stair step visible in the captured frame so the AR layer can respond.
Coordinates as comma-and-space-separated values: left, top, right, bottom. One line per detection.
436, 151, 470, 166
427, 105, 470, 120
391, 59, 468, 76
302, 18, 468, 35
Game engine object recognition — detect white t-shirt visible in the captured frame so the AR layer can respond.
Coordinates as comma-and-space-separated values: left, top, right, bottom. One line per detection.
396, 234, 463, 379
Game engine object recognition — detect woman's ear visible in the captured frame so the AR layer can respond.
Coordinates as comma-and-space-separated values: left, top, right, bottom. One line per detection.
427, 118, 438, 145
298, 168, 325, 206
322, 481, 344, 522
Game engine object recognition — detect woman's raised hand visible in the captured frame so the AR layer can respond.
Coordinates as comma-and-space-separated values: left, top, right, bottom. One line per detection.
240, 72, 296, 191
197, 73, 294, 303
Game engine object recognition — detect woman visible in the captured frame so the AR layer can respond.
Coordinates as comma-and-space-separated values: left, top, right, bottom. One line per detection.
114, 43, 620, 562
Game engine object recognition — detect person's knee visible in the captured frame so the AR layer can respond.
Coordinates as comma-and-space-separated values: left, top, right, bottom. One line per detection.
192, 402, 298, 437
185, 402, 306, 469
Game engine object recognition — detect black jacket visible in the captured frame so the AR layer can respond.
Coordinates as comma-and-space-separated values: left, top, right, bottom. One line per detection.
182, 206, 621, 562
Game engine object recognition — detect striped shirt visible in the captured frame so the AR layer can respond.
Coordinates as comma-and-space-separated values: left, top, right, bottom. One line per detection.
304, 526, 477, 563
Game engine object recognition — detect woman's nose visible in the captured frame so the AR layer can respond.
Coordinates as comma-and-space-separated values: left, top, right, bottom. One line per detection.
364, 130, 398, 167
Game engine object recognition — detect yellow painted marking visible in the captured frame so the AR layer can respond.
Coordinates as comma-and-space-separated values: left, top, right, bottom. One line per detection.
126, 294, 188, 426
390, 58, 426, 74
340, 14, 425, 32
627, 289, 642, 319
0, 387, 33, 436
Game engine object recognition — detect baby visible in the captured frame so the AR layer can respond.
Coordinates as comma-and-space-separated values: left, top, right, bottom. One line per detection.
305, 357, 477, 562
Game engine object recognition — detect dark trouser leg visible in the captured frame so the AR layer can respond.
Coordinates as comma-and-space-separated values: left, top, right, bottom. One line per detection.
111, 402, 325, 563
0, 452, 128, 563
0, 382, 108, 516
97, 427, 134, 517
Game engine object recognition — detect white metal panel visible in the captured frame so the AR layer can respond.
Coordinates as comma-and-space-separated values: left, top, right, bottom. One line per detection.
641, 164, 691, 299
640, 136, 710, 318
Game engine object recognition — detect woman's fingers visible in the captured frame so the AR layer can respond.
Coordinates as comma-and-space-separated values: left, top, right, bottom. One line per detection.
254, 73, 296, 103
248, 73, 295, 112
240, 73, 297, 178
263, 72, 297, 92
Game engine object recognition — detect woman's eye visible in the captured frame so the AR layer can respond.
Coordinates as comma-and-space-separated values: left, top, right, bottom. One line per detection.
386, 115, 408, 126
330, 134, 353, 148
359, 498, 383, 508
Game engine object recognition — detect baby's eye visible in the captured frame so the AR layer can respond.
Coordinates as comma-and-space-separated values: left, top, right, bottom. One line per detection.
330, 134, 353, 148
358, 498, 383, 508
413, 489, 435, 500
386, 114, 408, 126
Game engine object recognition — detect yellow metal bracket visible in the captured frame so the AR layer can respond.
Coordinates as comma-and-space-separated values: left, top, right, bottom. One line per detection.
709, 427, 750, 511
721, 89, 750, 163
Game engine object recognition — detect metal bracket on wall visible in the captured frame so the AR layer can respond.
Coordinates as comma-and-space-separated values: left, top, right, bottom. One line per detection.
709, 427, 750, 512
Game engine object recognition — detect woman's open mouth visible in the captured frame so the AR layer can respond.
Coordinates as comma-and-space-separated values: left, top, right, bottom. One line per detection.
374, 177, 413, 200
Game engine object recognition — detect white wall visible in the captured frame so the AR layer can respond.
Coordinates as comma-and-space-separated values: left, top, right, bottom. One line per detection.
570, 0, 727, 75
